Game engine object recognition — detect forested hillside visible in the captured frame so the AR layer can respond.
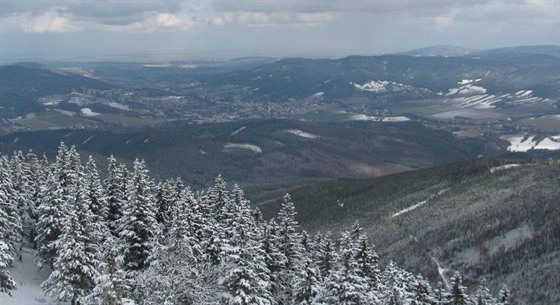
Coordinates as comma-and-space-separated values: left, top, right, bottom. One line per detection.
0, 144, 511, 305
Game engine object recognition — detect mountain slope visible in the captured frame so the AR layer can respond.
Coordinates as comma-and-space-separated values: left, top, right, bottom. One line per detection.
254, 158, 560, 305
0, 63, 113, 118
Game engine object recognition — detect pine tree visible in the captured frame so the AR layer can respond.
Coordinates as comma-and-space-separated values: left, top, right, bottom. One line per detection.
118, 159, 159, 272
82, 239, 133, 305
85, 156, 108, 224
0, 209, 17, 294
472, 278, 495, 305
42, 191, 99, 305
316, 233, 336, 280
411, 275, 436, 305
497, 285, 510, 305
277, 194, 302, 271
292, 255, 322, 305
221, 235, 274, 305
0, 156, 22, 261
449, 272, 468, 305
35, 171, 67, 268
105, 156, 128, 236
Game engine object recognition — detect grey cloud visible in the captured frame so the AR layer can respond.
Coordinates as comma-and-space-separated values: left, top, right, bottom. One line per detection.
67, 0, 183, 25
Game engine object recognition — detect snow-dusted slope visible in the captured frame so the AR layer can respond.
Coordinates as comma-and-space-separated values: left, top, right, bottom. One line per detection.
0, 248, 64, 305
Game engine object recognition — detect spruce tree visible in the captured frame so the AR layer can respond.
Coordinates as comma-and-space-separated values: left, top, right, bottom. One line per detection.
42, 190, 99, 305
104, 156, 128, 236
118, 159, 159, 272
449, 272, 468, 305
292, 255, 322, 305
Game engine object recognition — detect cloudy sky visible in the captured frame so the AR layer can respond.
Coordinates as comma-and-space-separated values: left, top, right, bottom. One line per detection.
0, 0, 558, 62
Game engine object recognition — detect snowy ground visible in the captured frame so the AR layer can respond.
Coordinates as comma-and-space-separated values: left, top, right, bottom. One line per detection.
223, 143, 263, 153
0, 247, 65, 305
286, 129, 319, 139
501, 134, 560, 152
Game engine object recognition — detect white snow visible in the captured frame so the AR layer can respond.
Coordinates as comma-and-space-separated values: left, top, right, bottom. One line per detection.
286, 129, 319, 139
230, 126, 246, 136
223, 143, 262, 154
143, 137, 150, 144
107, 102, 130, 111
312, 92, 325, 97
351, 80, 414, 93
82, 136, 95, 144
80, 108, 100, 117
350, 114, 410, 122
515, 90, 533, 97
502, 134, 560, 152
534, 138, 560, 150
0, 248, 66, 305
490, 164, 521, 173
392, 200, 427, 218
447, 85, 487, 96
430, 255, 450, 290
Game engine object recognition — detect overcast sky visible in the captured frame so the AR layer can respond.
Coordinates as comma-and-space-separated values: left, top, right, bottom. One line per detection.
0, 0, 558, 62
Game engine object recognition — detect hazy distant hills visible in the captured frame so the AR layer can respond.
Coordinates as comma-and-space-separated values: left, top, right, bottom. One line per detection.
396, 44, 560, 58
254, 158, 560, 305
1, 45, 558, 121
204, 51, 559, 99
396, 45, 475, 57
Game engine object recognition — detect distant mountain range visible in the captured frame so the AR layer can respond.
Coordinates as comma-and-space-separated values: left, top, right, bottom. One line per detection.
396, 44, 560, 58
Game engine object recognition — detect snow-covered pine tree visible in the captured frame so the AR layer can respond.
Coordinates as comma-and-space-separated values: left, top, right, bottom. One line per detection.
105, 156, 128, 236
42, 186, 99, 305
82, 238, 133, 305
118, 159, 159, 272
277, 194, 303, 271
220, 228, 274, 305
353, 234, 380, 289
155, 178, 183, 228
10, 151, 34, 245
496, 285, 510, 305
0, 182, 18, 294
85, 156, 109, 225
261, 219, 289, 302
0, 238, 17, 294
471, 278, 496, 305
449, 272, 468, 305
0, 156, 22, 261
292, 255, 322, 305
316, 232, 336, 280
35, 170, 67, 268
411, 275, 436, 305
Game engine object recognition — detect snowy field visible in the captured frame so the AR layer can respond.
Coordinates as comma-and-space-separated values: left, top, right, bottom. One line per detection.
223, 143, 263, 153
501, 134, 560, 152
286, 129, 320, 139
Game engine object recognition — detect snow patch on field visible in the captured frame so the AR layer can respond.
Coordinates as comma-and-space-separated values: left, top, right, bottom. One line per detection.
501, 134, 560, 152
82, 136, 95, 144
230, 126, 246, 136
224, 143, 262, 154
392, 200, 427, 218
80, 108, 100, 117
490, 164, 521, 173
351, 80, 415, 93
107, 102, 130, 111
350, 114, 410, 122
286, 129, 319, 139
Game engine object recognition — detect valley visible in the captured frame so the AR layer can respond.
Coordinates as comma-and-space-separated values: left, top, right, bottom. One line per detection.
0, 45, 558, 305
